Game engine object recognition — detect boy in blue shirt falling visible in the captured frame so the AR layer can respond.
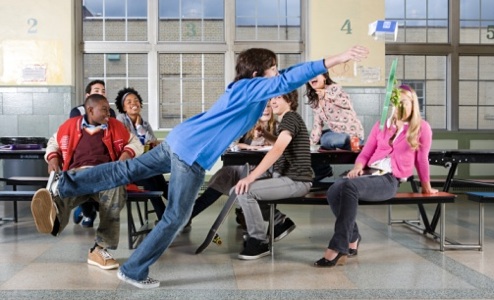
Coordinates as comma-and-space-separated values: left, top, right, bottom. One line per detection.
31, 45, 368, 289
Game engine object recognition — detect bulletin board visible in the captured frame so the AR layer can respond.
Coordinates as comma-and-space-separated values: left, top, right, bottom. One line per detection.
0, 0, 72, 85
308, 0, 385, 87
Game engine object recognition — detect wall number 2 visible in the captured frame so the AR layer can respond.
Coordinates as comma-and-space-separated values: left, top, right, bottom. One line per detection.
27, 18, 38, 34
340, 19, 352, 34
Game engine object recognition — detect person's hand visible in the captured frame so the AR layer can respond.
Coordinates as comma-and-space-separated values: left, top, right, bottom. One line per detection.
235, 176, 255, 195
254, 125, 264, 139
346, 167, 363, 179
47, 157, 61, 173
119, 151, 132, 161
325, 45, 369, 68
422, 187, 439, 194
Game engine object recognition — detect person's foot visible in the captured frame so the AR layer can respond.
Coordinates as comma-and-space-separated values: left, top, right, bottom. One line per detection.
73, 206, 83, 224
81, 216, 95, 228
117, 269, 160, 289
31, 189, 59, 234
273, 217, 296, 242
87, 246, 119, 270
238, 237, 270, 260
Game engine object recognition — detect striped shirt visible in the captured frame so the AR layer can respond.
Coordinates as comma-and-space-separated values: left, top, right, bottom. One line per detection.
274, 111, 313, 182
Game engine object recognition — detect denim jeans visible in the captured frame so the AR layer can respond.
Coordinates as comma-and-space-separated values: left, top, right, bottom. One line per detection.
326, 173, 399, 254
58, 141, 205, 281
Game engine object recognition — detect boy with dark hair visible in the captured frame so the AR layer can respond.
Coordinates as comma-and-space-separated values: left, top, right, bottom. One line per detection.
235, 90, 312, 260
70, 79, 116, 227
31, 46, 368, 288
31, 94, 143, 270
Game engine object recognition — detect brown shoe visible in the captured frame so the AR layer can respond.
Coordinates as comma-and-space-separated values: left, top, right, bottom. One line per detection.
31, 189, 58, 234
88, 246, 119, 270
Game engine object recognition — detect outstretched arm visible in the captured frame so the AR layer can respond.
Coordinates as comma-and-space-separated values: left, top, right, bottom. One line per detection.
323, 45, 369, 69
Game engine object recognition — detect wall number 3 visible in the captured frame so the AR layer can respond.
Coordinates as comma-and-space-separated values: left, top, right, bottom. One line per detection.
487, 25, 494, 40
27, 18, 38, 34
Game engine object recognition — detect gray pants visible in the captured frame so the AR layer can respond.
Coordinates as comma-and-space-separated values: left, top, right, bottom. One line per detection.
53, 186, 126, 249
237, 173, 311, 242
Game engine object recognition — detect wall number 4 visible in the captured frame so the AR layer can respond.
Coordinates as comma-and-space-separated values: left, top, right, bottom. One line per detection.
341, 19, 352, 34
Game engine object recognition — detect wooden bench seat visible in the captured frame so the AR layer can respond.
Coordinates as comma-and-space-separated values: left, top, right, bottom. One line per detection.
265, 191, 456, 255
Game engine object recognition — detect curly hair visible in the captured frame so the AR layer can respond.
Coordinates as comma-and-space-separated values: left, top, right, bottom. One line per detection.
114, 87, 143, 113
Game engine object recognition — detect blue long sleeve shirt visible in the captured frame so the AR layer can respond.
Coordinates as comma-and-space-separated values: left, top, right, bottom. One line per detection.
166, 59, 327, 170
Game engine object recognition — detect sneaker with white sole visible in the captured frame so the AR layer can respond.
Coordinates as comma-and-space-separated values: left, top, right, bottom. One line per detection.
46, 170, 60, 197
87, 246, 119, 270
117, 269, 160, 289
31, 189, 59, 234
238, 237, 270, 260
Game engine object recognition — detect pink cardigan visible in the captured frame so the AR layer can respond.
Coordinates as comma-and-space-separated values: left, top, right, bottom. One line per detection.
355, 120, 432, 183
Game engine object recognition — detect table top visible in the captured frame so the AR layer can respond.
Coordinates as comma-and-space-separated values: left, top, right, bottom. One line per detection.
221, 149, 360, 166
0, 149, 45, 159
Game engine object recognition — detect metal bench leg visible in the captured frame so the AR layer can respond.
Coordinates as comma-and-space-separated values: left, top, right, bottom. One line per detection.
479, 202, 484, 251
270, 204, 275, 258
387, 205, 392, 225
440, 203, 445, 252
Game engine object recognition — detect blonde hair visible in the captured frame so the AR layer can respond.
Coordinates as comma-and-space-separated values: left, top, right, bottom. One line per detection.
245, 110, 277, 141
391, 85, 421, 150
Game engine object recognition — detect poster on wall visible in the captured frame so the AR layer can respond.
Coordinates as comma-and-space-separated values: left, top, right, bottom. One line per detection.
0, 0, 71, 85
308, 0, 385, 87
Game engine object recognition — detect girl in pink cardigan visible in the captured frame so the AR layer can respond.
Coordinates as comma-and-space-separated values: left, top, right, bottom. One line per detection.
314, 85, 438, 268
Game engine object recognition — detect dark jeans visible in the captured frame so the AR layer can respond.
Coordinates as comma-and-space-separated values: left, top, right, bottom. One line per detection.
326, 173, 399, 254
134, 175, 168, 219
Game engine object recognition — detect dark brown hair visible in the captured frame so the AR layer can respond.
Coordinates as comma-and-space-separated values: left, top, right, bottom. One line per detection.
304, 72, 336, 108
284, 89, 299, 111
234, 48, 277, 82
85, 80, 105, 94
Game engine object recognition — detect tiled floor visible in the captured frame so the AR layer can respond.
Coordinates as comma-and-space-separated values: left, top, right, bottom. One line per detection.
2, 194, 494, 299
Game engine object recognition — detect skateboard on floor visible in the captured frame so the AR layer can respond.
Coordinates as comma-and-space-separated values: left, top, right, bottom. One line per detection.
195, 164, 249, 254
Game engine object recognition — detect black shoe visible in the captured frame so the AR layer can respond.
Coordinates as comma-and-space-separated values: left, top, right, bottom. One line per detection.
238, 237, 270, 260
313, 252, 347, 268
273, 218, 296, 242
348, 235, 361, 257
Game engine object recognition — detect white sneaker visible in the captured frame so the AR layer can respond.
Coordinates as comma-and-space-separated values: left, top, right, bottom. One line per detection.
117, 269, 160, 289
46, 171, 59, 197
31, 189, 59, 234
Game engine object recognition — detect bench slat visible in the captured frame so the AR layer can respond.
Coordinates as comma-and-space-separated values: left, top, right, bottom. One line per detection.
263, 191, 456, 206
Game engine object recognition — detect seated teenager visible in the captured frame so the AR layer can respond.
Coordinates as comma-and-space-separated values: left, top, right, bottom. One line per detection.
235, 90, 312, 260
31, 94, 143, 270
114, 87, 167, 219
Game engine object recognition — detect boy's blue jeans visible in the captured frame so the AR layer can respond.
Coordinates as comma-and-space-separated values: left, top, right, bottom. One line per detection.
58, 141, 205, 281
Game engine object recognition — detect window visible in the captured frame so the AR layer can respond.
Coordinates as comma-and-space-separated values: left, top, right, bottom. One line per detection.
82, 0, 304, 130
386, 0, 494, 130
385, 0, 449, 43
236, 0, 301, 41
83, 0, 148, 41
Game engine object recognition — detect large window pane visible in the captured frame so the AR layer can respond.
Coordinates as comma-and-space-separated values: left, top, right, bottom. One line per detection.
159, 54, 224, 129
459, 56, 494, 130
159, 0, 224, 42
83, 53, 148, 114
236, 0, 301, 41
460, 0, 494, 44
83, 0, 147, 41
386, 55, 447, 129
385, 0, 448, 43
